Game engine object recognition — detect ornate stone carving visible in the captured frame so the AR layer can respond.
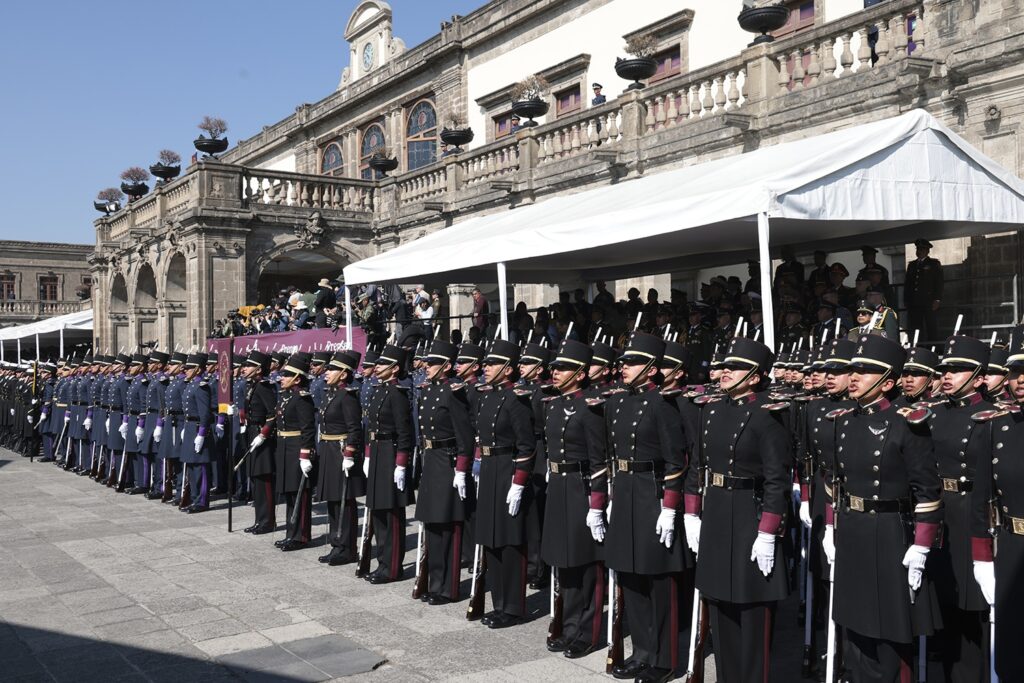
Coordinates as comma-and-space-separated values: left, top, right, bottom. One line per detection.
295, 211, 328, 249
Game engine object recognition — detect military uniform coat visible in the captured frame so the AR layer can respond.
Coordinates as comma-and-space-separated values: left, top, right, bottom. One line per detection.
245, 379, 278, 477
106, 375, 128, 451
365, 380, 415, 510
414, 378, 475, 523
803, 394, 852, 576
317, 383, 366, 501
273, 388, 316, 494
179, 376, 213, 464
139, 374, 166, 453
158, 375, 184, 460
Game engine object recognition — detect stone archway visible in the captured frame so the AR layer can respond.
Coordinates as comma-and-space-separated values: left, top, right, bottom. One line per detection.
110, 272, 129, 353
164, 252, 188, 350
250, 240, 364, 307
135, 263, 158, 347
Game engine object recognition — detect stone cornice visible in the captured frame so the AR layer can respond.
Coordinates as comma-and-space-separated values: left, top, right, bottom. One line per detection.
622, 9, 694, 43
475, 53, 591, 110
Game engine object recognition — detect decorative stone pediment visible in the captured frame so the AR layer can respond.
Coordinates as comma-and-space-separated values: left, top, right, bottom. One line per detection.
295, 211, 328, 250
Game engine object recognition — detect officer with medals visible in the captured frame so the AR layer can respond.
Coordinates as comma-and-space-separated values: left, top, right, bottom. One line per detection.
683, 337, 791, 683
179, 352, 213, 512
971, 324, 1024, 681
364, 343, 415, 583
242, 350, 278, 535
317, 349, 365, 565
273, 352, 317, 551
413, 340, 475, 604
541, 339, 608, 658
474, 339, 536, 629
604, 333, 687, 682
822, 335, 942, 681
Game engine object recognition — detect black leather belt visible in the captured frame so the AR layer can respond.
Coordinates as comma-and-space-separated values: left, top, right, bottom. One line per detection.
185, 417, 200, 422
129, 411, 141, 416
709, 472, 763, 490
1003, 515, 1024, 536
479, 446, 514, 457
616, 459, 661, 473
167, 410, 182, 416
842, 494, 911, 514
549, 461, 585, 474
941, 478, 973, 493
422, 437, 457, 449
369, 431, 395, 441
73, 401, 86, 406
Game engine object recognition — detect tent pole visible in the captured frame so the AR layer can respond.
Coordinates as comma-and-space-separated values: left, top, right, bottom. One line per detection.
344, 286, 353, 350
35, 333, 40, 361
17, 337, 22, 365
757, 212, 776, 353
59, 328, 64, 358
496, 262, 509, 341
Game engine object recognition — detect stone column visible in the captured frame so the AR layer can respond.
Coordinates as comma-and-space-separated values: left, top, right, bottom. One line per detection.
446, 284, 475, 338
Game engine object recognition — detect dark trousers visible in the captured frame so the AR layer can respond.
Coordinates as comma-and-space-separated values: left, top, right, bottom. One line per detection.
284, 488, 313, 543
372, 508, 406, 580
620, 572, 680, 671
485, 544, 528, 617
936, 606, 986, 683
426, 521, 463, 600
843, 628, 913, 683
42, 434, 53, 459
560, 562, 605, 646
133, 452, 152, 490
708, 599, 776, 683
233, 453, 249, 497
326, 499, 358, 560
907, 307, 938, 343
187, 463, 209, 508
251, 474, 276, 530
526, 473, 546, 582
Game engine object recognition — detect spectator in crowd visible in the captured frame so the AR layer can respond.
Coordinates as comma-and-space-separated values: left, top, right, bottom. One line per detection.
471, 288, 489, 338
313, 278, 337, 316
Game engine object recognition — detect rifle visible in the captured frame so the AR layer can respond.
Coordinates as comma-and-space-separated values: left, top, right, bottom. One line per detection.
801, 535, 815, 677
605, 570, 624, 673
411, 522, 428, 600
161, 458, 173, 502
547, 567, 563, 646
355, 500, 374, 577
289, 473, 308, 532
115, 446, 129, 492
466, 543, 487, 620
62, 422, 73, 470
179, 463, 192, 509
683, 594, 709, 682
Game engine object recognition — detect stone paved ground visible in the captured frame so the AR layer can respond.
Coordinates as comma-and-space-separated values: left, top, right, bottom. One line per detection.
0, 451, 809, 682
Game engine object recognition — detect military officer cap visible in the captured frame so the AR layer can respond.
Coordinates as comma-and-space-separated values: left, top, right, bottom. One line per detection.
150, 350, 169, 364
914, 238, 933, 249
987, 347, 1009, 375
549, 339, 592, 370
83, 351, 94, 363
822, 339, 856, 371
773, 349, 790, 368
1007, 326, 1024, 368
904, 346, 939, 375
519, 342, 550, 367
592, 82, 603, 89
456, 343, 486, 365
361, 347, 379, 368
114, 353, 131, 365
860, 245, 878, 255
424, 340, 458, 365
936, 335, 990, 372
591, 340, 616, 367
788, 349, 810, 369
375, 344, 408, 369
271, 351, 288, 367
855, 299, 873, 314
483, 339, 520, 365
281, 351, 312, 378
230, 354, 244, 367
184, 352, 208, 368
412, 342, 427, 362
783, 302, 802, 315
660, 340, 690, 370
311, 351, 332, 366
41, 361, 57, 372
56, 358, 67, 368
329, 349, 361, 372
619, 332, 664, 365
246, 350, 272, 374
205, 354, 218, 367
810, 347, 828, 370
169, 351, 187, 365
850, 335, 905, 376
722, 337, 775, 374
817, 300, 837, 314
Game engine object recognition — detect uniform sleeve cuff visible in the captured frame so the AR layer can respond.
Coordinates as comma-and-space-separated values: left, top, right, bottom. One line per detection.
395, 451, 410, 467
299, 449, 311, 460
800, 483, 809, 499
122, 416, 130, 424
157, 418, 164, 427
86, 409, 93, 418
216, 415, 226, 426
685, 493, 702, 515
972, 537, 994, 562
590, 492, 608, 509
473, 445, 481, 460
198, 426, 207, 437
758, 511, 783, 535
239, 409, 247, 422
260, 425, 271, 437
825, 505, 835, 525
914, 522, 940, 547
455, 455, 471, 472
662, 490, 682, 510
137, 417, 145, 428
512, 469, 530, 486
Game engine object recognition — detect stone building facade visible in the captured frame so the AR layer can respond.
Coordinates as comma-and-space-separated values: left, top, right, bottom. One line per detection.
0, 240, 93, 329
91, 0, 1024, 351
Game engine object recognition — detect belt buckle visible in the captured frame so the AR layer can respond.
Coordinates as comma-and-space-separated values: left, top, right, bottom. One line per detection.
481, 447, 491, 457
849, 495, 865, 512
550, 462, 560, 474
1013, 518, 1024, 535
943, 478, 958, 492
712, 473, 724, 488
617, 459, 629, 472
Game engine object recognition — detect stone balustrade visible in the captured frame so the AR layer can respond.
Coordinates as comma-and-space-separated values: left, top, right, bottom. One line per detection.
242, 168, 374, 212
397, 165, 447, 204
641, 68, 746, 133
0, 300, 85, 319
459, 139, 520, 187
535, 102, 623, 165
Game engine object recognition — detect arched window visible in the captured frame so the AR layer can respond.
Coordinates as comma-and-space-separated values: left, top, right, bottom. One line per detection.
320, 142, 344, 176
406, 100, 437, 171
360, 124, 386, 180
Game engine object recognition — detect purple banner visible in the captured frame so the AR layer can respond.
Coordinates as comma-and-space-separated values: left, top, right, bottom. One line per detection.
206, 327, 366, 362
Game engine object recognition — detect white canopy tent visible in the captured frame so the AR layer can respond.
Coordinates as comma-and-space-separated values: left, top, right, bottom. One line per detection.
343, 110, 1024, 350
0, 309, 93, 363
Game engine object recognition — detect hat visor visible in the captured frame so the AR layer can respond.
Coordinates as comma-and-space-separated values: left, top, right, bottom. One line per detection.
848, 361, 890, 373
549, 359, 583, 370
935, 361, 980, 373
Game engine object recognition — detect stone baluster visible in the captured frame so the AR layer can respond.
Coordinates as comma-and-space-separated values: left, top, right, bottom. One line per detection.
806, 45, 821, 87
607, 111, 619, 140
777, 55, 791, 94
665, 93, 679, 125
821, 38, 837, 80
713, 77, 726, 111
598, 117, 611, 144
570, 123, 582, 154
874, 19, 890, 65
727, 74, 741, 110
857, 27, 872, 71
839, 33, 855, 75
701, 81, 714, 115
644, 99, 656, 133
912, 4, 924, 54
552, 131, 564, 158
653, 96, 666, 129
892, 13, 908, 60
791, 51, 806, 90
688, 85, 700, 119
286, 181, 297, 206
486, 151, 496, 178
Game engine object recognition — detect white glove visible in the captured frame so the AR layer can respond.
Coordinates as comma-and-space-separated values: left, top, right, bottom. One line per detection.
683, 513, 701, 555
12, 408, 17, 416
506, 482, 524, 516
63, 412, 69, 421
822, 525, 835, 565
342, 456, 355, 476
104, 418, 110, 431
973, 561, 995, 606
250, 433, 265, 450
453, 471, 467, 500
154, 425, 162, 443
299, 458, 313, 476
118, 422, 128, 438
656, 507, 676, 548
180, 428, 185, 442
902, 544, 929, 592
792, 482, 801, 506
751, 531, 777, 577
586, 508, 606, 542
194, 435, 204, 453
83, 417, 92, 430
26, 415, 34, 424
39, 413, 47, 423
394, 465, 406, 491
799, 500, 812, 529
239, 424, 247, 434
226, 404, 237, 416
215, 424, 225, 438
363, 455, 370, 478
135, 426, 144, 441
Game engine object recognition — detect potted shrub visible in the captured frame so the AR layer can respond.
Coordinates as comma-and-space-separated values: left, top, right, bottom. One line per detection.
74, 283, 91, 300
94, 187, 124, 214
440, 112, 473, 154
194, 116, 229, 157
368, 145, 399, 176
615, 34, 659, 90
119, 167, 151, 201
737, 2, 791, 45
149, 149, 181, 184
510, 75, 550, 127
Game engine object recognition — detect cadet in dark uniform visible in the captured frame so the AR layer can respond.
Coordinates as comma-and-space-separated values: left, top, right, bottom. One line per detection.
541, 340, 608, 658
105, 354, 129, 485
517, 342, 551, 590
605, 333, 688, 682
274, 352, 317, 551
455, 342, 486, 567
157, 352, 187, 502
242, 350, 278, 535
586, 340, 617, 396
982, 346, 1011, 402
179, 353, 213, 512
135, 351, 167, 495
317, 350, 366, 565
971, 324, 1024, 681
414, 340, 475, 604
474, 339, 536, 629
364, 344, 415, 583
823, 335, 942, 681
905, 238, 944, 342
683, 337, 792, 683
229, 355, 249, 503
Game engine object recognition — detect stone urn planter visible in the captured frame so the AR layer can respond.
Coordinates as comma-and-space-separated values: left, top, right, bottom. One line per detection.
193, 136, 229, 157
149, 163, 181, 184
614, 57, 658, 90
440, 127, 474, 154
120, 181, 149, 200
510, 99, 549, 128
737, 6, 791, 45
368, 156, 399, 177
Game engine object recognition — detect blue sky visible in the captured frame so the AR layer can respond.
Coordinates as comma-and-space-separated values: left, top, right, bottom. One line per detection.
0, 0, 481, 245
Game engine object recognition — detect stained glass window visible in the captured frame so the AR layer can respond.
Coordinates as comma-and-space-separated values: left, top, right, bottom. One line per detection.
360, 124, 386, 180
321, 142, 344, 176
406, 100, 438, 171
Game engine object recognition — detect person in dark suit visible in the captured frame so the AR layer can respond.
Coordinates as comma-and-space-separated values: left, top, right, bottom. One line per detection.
905, 238, 943, 342
591, 83, 606, 106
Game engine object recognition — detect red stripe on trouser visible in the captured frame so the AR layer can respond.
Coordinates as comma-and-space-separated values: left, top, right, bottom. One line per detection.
451, 524, 463, 599
592, 562, 606, 645
900, 653, 912, 683
670, 574, 679, 671
763, 606, 772, 683
390, 512, 400, 580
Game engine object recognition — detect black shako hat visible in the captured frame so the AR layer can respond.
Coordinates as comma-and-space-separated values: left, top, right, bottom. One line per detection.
169, 351, 187, 365
987, 347, 1009, 374
281, 352, 312, 378
723, 337, 774, 373
904, 346, 939, 375
850, 335, 905, 376
149, 350, 169, 364
184, 352, 208, 368
619, 332, 664, 364
937, 335, 990, 372
375, 344, 408, 369
311, 351, 331, 366
131, 353, 147, 366
231, 353, 244, 368
271, 351, 288, 367
484, 339, 520, 365
822, 339, 856, 371
549, 340, 592, 370
457, 343, 486, 365
519, 342, 550, 366
1008, 325, 1024, 368
361, 347, 379, 368
329, 350, 361, 373
424, 340, 458, 365
660, 340, 690, 370
246, 350, 272, 374
590, 341, 616, 367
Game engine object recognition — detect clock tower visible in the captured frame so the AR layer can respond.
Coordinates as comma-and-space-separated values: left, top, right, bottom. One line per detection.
338, 0, 405, 89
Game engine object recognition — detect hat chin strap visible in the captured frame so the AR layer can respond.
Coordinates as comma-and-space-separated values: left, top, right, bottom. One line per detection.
627, 358, 657, 390
859, 369, 891, 404
555, 366, 584, 393
725, 365, 759, 397
949, 367, 982, 398
487, 360, 511, 387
